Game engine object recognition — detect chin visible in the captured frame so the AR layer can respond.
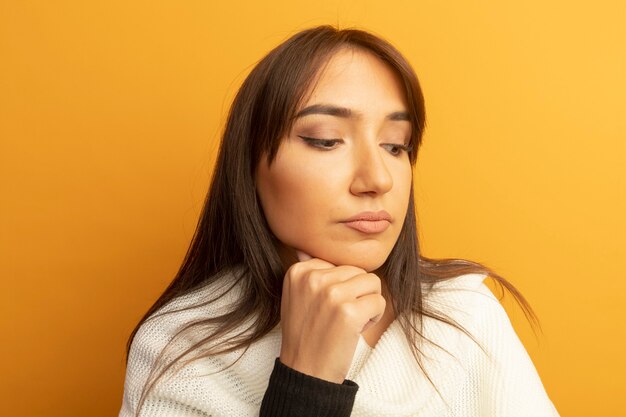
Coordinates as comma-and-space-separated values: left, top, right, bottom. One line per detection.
317, 249, 389, 273
355, 260, 387, 273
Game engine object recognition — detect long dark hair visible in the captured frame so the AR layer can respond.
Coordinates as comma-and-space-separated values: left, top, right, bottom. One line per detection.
126, 25, 539, 414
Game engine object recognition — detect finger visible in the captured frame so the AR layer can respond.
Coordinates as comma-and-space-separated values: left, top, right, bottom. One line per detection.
361, 318, 377, 333
295, 250, 312, 262
325, 272, 382, 298
287, 265, 368, 297
292, 256, 335, 271
322, 266, 371, 284
352, 294, 387, 327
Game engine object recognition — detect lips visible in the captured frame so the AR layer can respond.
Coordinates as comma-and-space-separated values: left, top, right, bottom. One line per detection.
341, 210, 391, 234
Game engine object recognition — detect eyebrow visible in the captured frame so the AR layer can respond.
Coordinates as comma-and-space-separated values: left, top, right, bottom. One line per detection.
294, 104, 410, 121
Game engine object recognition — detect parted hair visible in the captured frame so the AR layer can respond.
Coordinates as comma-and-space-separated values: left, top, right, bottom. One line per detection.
126, 25, 538, 416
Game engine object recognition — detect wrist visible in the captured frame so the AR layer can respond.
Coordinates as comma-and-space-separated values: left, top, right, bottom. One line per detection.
279, 355, 345, 384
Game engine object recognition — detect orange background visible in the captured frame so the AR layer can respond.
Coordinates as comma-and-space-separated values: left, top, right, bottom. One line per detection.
1, 1, 625, 416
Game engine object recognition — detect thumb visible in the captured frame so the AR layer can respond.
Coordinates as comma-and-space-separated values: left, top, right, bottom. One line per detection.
295, 250, 312, 262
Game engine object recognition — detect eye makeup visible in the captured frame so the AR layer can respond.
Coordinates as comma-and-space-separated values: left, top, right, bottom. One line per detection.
381, 143, 413, 156
298, 134, 412, 157
297, 135, 343, 150
292, 116, 412, 154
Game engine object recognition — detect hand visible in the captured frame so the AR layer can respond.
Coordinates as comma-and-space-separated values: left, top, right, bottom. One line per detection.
279, 250, 386, 383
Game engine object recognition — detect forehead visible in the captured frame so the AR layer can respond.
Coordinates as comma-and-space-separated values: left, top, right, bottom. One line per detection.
300, 48, 409, 116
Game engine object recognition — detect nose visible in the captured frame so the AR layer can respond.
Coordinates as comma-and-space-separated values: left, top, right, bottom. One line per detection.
349, 143, 393, 196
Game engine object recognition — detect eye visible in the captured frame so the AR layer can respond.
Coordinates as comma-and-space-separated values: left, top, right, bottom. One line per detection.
298, 135, 343, 150
381, 143, 413, 157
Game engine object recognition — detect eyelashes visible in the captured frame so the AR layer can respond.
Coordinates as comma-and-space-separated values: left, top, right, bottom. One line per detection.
298, 135, 342, 150
297, 135, 413, 156
382, 143, 414, 156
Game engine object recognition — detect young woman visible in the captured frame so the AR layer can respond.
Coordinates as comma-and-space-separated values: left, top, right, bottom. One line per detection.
119, 26, 559, 417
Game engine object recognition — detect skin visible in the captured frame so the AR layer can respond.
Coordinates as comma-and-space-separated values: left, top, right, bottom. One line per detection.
255, 47, 413, 383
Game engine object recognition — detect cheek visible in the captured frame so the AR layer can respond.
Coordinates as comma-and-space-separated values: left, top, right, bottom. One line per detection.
395, 163, 413, 209
256, 160, 337, 249
255, 150, 413, 269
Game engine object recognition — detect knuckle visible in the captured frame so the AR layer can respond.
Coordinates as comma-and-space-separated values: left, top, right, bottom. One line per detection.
336, 303, 356, 321
367, 273, 382, 289
348, 266, 367, 275
286, 263, 303, 280
323, 284, 342, 304
336, 265, 363, 277
304, 270, 324, 293
308, 269, 322, 281
366, 272, 381, 282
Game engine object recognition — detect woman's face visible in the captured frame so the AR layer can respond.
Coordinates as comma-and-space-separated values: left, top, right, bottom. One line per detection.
255, 48, 413, 272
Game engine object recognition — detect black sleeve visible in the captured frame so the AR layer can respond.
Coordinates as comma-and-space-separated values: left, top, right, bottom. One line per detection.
260, 357, 359, 417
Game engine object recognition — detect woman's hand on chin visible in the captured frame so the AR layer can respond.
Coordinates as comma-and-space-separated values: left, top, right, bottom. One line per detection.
279, 250, 386, 383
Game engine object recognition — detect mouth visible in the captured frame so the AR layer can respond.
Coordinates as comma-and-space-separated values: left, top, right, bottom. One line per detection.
341, 210, 392, 234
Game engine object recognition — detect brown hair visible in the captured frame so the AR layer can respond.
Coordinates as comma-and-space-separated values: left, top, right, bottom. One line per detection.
126, 25, 538, 414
